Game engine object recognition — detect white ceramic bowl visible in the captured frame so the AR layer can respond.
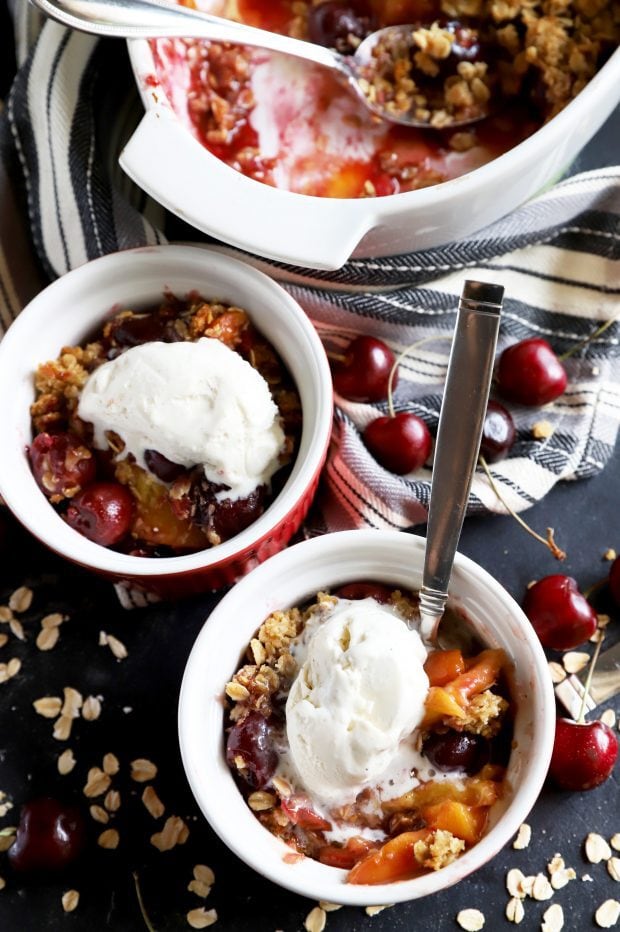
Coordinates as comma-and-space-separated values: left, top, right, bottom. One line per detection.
179, 530, 555, 905
122, 30, 620, 270
0, 245, 332, 598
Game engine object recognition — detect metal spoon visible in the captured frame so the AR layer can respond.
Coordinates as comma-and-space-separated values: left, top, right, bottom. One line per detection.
418, 280, 504, 646
30, 0, 487, 128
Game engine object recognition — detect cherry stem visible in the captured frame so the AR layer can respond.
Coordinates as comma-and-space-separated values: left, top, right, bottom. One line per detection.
387, 335, 453, 419
133, 871, 157, 932
583, 578, 606, 602
326, 351, 347, 363
478, 455, 566, 560
558, 312, 620, 362
576, 630, 605, 725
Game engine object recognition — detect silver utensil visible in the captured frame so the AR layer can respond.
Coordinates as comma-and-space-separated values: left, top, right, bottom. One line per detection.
419, 280, 504, 645
30, 0, 487, 128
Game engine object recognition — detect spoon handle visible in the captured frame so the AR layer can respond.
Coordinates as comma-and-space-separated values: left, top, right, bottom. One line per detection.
419, 280, 504, 643
31, 0, 342, 69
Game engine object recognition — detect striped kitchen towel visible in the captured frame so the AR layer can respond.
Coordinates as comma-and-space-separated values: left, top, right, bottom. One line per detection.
1, 17, 619, 563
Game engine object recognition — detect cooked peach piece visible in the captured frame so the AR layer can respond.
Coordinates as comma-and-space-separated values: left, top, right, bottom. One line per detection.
424, 649, 466, 687
421, 800, 488, 845
449, 648, 507, 701
383, 775, 500, 813
347, 829, 431, 884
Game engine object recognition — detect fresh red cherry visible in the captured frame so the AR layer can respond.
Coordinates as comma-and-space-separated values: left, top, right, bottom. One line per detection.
29, 432, 96, 500
363, 412, 432, 473
549, 718, 618, 791
65, 481, 133, 546
331, 336, 398, 403
480, 401, 516, 463
609, 556, 620, 607
497, 338, 567, 406
522, 575, 597, 650
8, 797, 86, 872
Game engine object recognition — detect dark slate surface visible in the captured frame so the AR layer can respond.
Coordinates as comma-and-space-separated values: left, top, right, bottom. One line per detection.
0, 105, 618, 932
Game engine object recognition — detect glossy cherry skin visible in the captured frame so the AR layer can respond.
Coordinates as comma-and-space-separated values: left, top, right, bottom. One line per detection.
308, 1, 376, 54
609, 556, 620, 607
226, 712, 278, 789
8, 798, 86, 872
29, 432, 97, 499
334, 581, 393, 603
331, 336, 398, 403
497, 338, 567, 406
480, 401, 516, 463
64, 481, 134, 546
522, 575, 597, 650
549, 718, 618, 791
423, 731, 489, 775
363, 412, 432, 474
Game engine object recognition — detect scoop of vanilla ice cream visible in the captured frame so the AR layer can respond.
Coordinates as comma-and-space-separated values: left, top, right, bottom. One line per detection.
77, 337, 285, 499
285, 598, 429, 804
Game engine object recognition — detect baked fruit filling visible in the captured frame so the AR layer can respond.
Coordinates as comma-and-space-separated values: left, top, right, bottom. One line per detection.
224, 585, 514, 884
28, 295, 301, 554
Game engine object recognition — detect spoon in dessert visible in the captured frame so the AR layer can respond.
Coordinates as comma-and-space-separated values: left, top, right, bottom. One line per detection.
30, 0, 489, 129
418, 280, 504, 646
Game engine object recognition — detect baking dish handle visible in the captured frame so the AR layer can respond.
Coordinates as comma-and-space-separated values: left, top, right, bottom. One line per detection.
119, 111, 374, 271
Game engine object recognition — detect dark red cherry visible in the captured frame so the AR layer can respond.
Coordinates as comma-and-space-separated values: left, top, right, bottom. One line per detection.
29, 432, 96, 499
308, 1, 376, 54
65, 481, 134, 546
8, 797, 86, 872
106, 311, 172, 349
609, 556, 620, 607
144, 449, 186, 483
226, 712, 278, 789
331, 336, 398, 403
363, 412, 432, 474
497, 338, 567, 406
480, 401, 516, 463
549, 718, 618, 791
522, 575, 597, 650
423, 731, 489, 775
334, 582, 394, 603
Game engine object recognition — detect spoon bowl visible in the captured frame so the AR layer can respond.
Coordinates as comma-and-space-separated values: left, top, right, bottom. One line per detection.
30, 0, 489, 129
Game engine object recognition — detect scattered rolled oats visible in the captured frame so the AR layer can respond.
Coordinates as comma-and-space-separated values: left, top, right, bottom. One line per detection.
102, 752, 119, 776
532, 873, 554, 901
612, 836, 620, 852
36, 627, 59, 651
104, 790, 120, 812
319, 902, 342, 912
366, 905, 392, 916
62, 890, 79, 912
0, 876, 5, 890
595, 900, 620, 928
0, 832, 16, 853
507, 868, 528, 899
89, 805, 109, 824
188, 879, 212, 898
57, 749, 76, 776
82, 696, 101, 721
150, 816, 189, 851
0, 607, 12, 623
106, 634, 128, 661
33, 696, 62, 718
142, 786, 165, 819
83, 767, 111, 798
61, 687, 83, 719
97, 829, 119, 849
53, 715, 73, 741
506, 897, 524, 923
456, 908, 485, 931
9, 619, 25, 640
586, 833, 613, 864
130, 758, 158, 783
9, 586, 33, 613
548, 662, 566, 684
562, 651, 590, 674
608, 859, 620, 882
512, 823, 531, 849
193, 865, 215, 886
248, 791, 275, 811
6, 658, 20, 679
304, 906, 326, 932
601, 709, 617, 729
41, 612, 65, 629
187, 908, 217, 929
603, 549, 617, 561
0, 634, 7, 648
541, 903, 564, 932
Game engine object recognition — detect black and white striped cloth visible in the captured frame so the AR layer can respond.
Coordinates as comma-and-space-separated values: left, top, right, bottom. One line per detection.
1, 13, 619, 552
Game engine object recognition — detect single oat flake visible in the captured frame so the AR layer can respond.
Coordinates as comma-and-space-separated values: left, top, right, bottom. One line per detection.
595, 900, 620, 928
304, 906, 327, 932
186, 908, 217, 929
82, 696, 101, 721
562, 651, 590, 674
457, 908, 485, 931
600, 709, 616, 729
62, 890, 79, 912
142, 786, 165, 819
188, 879, 211, 899
36, 627, 59, 651
541, 903, 564, 932
612, 835, 620, 853
102, 752, 120, 776
512, 824, 531, 850
97, 829, 119, 850
505, 897, 525, 924
608, 858, 620, 882
548, 661, 566, 684
319, 902, 342, 912
366, 904, 392, 916
193, 865, 215, 886
33, 696, 62, 719
586, 833, 613, 864
130, 758, 158, 782
9, 586, 33, 613
57, 749, 76, 776
83, 768, 111, 798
